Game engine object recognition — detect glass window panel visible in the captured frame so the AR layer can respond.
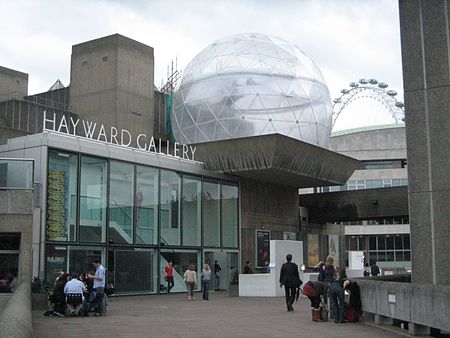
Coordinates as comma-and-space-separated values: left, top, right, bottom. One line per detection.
368, 252, 377, 266
386, 251, 395, 262
369, 236, 377, 250
79, 156, 107, 243
113, 248, 156, 293
160, 249, 201, 293
395, 251, 404, 261
394, 235, 403, 250
160, 170, 181, 245
67, 246, 105, 276
403, 235, 410, 249
0, 234, 20, 250
203, 179, 221, 247
221, 183, 239, 248
0, 253, 19, 281
109, 161, 134, 244
377, 251, 386, 262
47, 151, 78, 241
386, 235, 394, 250
383, 179, 392, 187
349, 236, 358, 251
377, 235, 386, 250
136, 166, 158, 245
404, 251, 411, 261
45, 245, 67, 285
392, 179, 402, 186
182, 175, 201, 246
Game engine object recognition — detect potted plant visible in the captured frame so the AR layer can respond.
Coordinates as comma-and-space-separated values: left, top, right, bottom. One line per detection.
228, 270, 239, 297
31, 277, 49, 310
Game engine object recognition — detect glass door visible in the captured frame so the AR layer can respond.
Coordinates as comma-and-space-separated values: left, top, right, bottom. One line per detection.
204, 250, 239, 291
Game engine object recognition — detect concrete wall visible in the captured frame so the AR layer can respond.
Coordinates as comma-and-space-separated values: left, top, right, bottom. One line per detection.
0, 124, 29, 145
358, 279, 450, 332
0, 66, 28, 102
240, 179, 299, 269
0, 282, 32, 338
0, 190, 33, 283
70, 34, 155, 143
399, 0, 450, 285
330, 126, 406, 160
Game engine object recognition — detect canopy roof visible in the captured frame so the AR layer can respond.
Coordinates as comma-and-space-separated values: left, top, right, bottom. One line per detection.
192, 133, 359, 188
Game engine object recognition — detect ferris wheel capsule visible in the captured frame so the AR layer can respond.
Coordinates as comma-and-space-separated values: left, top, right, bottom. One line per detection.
359, 79, 368, 84
349, 82, 359, 88
341, 89, 349, 94
369, 79, 378, 85
378, 82, 388, 88
333, 98, 340, 103
395, 102, 404, 108
387, 90, 397, 96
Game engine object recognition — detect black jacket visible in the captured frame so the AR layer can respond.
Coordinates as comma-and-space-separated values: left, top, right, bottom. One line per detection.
279, 261, 302, 288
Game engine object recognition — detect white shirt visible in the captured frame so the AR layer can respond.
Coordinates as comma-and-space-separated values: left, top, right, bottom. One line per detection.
64, 279, 86, 298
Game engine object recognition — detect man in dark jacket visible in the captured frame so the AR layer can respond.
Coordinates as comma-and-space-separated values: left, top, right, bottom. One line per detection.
279, 254, 302, 312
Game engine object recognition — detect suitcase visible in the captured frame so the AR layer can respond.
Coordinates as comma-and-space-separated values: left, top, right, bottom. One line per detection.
346, 306, 361, 322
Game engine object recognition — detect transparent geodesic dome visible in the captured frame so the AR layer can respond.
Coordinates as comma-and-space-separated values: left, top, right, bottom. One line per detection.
171, 33, 333, 147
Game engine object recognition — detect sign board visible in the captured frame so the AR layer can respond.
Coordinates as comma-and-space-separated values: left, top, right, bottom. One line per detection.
43, 111, 197, 161
256, 230, 270, 268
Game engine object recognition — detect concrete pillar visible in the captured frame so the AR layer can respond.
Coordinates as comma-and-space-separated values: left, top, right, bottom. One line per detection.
408, 323, 430, 336
374, 314, 393, 325
399, 0, 450, 285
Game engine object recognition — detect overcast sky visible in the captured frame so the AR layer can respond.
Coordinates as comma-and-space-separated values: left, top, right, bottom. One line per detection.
0, 0, 404, 128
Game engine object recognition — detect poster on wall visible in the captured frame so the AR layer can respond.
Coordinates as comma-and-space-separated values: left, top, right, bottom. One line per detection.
328, 235, 340, 267
47, 166, 68, 240
256, 230, 270, 267
307, 234, 320, 266
283, 232, 297, 240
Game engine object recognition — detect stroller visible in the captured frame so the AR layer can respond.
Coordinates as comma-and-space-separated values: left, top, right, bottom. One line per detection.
302, 281, 329, 322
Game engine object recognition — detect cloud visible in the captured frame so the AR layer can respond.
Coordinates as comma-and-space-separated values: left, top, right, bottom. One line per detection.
0, 0, 404, 122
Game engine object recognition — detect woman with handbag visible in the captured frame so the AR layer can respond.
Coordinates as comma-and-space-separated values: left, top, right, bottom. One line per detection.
183, 264, 197, 300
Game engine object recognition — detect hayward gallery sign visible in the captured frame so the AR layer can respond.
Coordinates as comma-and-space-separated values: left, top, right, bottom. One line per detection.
43, 111, 197, 161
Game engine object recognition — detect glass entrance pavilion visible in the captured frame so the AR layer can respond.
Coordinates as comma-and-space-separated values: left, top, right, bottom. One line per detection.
2, 132, 239, 295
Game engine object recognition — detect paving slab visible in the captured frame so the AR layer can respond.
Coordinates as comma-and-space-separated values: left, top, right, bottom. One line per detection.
33, 292, 410, 338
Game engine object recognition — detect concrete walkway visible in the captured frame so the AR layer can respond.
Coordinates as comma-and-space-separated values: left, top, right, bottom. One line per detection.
33, 292, 410, 338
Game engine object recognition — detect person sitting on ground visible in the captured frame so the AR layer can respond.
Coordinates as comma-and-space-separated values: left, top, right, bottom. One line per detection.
53, 273, 69, 316
243, 261, 253, 274
64, 273, 86, 316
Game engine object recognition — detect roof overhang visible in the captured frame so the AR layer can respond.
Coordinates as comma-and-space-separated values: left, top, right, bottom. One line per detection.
192, 134, 359, 188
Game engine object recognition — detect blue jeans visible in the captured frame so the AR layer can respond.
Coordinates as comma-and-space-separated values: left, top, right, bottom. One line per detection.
330, 283, 345, 323
92, 287, 106, 314
202, 280, 210, 300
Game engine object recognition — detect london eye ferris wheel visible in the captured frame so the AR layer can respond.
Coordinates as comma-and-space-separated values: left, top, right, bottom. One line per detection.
331, 78, 405, 132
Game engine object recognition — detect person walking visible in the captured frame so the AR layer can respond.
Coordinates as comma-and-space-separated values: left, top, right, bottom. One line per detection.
201, 264, 211, 300
279, 254, 302, 312
213, 260, 222, 290
88, 258, 106, 316
164, 261, 175, 294
183, 264, 197, 300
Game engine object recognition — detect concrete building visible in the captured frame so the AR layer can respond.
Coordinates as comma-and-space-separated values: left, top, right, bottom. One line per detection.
299, 124, 410, 272
0, 33, 358, 294
70, 34, 155, 142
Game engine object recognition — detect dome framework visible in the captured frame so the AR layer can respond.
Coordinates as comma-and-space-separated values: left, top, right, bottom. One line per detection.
171, 33, 333, 147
